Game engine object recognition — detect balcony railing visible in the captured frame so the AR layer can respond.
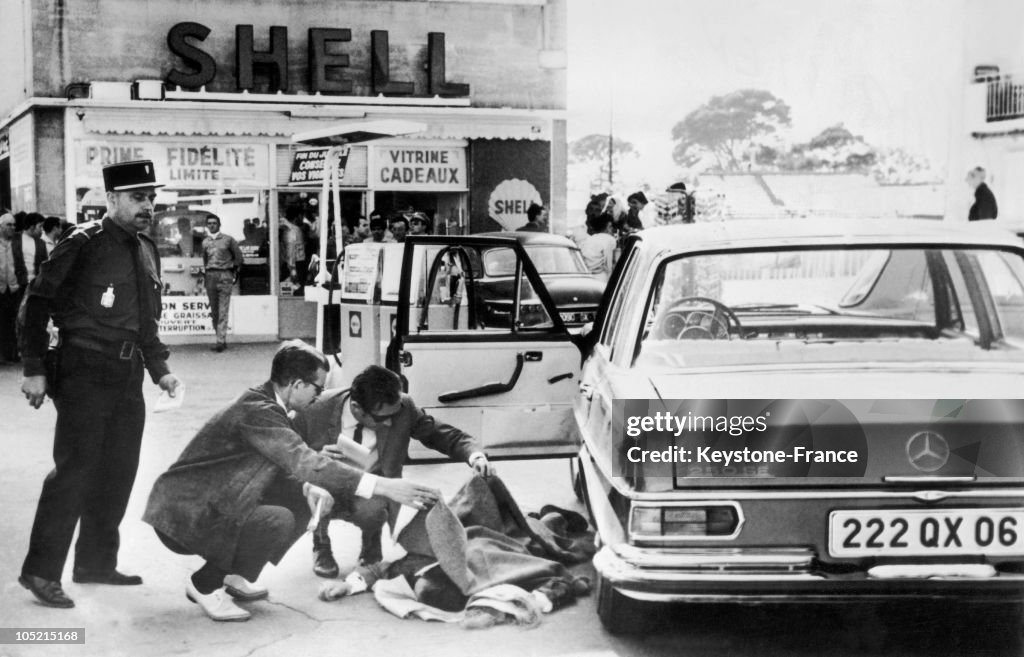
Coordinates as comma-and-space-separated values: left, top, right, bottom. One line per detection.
986, 75, 1024, 122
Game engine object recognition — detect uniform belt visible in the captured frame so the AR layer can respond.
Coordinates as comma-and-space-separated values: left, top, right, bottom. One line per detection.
65, 334, 139, 360
206, 268, 234, 272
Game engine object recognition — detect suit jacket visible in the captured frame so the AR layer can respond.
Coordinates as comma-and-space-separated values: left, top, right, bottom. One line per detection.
293, 389, 482, 481
11, 232, 46, 287
143, 381, 367, 571
969, 183, 998, 221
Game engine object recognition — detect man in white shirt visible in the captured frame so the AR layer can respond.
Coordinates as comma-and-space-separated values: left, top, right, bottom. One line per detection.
294, 365, 493, 579
580, 213, 617, 281
0, 212, 21, 362
20, 213, 47, 283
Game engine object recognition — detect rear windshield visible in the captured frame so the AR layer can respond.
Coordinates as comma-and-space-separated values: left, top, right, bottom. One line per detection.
484, 245, 588, 276
635, 246, 1024, 368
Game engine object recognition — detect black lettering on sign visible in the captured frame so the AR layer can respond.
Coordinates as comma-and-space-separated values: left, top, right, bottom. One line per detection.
167, 22, 217, 89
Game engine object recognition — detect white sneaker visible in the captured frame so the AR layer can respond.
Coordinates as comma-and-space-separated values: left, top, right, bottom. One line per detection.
185, 577, 251, 622
223, 574, 268, 601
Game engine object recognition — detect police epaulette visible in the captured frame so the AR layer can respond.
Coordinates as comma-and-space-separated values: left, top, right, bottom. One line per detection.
69, 221, 104, 240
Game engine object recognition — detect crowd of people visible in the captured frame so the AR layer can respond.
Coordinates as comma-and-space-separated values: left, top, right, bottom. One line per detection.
0, 211, 74, 364
573, 183, 697, 282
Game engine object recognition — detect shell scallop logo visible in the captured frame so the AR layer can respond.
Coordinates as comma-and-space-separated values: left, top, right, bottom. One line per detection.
488, 179, 542, 231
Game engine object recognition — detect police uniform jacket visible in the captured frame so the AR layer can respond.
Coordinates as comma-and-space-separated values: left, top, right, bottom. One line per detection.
19, 217, 170, 381
143, 381, 367, 571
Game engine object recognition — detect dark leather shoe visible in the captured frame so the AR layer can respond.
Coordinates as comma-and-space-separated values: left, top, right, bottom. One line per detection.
72, 568, 143, 585
19, 575, 75, 608
313, 549, 340, 579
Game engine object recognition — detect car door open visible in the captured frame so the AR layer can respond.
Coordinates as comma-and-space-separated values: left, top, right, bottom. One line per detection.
389, 236, 582, 460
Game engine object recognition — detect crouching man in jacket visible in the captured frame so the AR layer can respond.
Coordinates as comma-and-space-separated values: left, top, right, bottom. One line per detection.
293, 365, 493, 579
143, 341, 440, 622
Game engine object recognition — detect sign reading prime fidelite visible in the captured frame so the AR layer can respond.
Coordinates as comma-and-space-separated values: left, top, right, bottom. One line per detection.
612, 399, 1024, 480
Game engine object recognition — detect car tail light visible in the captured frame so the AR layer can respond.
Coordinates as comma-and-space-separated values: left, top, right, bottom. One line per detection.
630, 503, 742, 542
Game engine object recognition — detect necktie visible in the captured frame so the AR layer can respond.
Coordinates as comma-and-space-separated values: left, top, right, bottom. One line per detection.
353, 423, 364, 445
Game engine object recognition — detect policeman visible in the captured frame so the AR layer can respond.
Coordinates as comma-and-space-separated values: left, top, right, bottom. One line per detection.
18, 160, 182, 608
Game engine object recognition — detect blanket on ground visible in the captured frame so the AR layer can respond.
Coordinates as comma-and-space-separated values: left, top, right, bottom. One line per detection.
387, 474, 594, 611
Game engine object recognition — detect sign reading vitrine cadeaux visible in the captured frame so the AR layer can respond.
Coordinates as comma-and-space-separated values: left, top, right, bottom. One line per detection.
75, 142, 269, 186
371, 146, 466, 191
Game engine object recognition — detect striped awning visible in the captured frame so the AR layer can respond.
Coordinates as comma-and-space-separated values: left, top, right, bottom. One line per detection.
82, 107, 552, 141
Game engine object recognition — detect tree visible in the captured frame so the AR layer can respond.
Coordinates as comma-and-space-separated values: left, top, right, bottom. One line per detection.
568, 134, 637, 164
671, 89, 791, 172
872, 148, 939, 184
568, 134, 638, 191
776, 123, 876, 173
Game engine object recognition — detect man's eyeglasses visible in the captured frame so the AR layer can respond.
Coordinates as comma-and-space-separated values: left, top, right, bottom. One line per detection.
303, 380, 324, 396
364, 406, 401, 422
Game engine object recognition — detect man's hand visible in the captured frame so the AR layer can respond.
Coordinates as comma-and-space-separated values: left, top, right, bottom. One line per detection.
158, 374, 182, 396
22, 375, 47, 409
374, 478, 441, 511
303, 482, 335, 528
470, 454, 495, 478
320, 444, 346, 462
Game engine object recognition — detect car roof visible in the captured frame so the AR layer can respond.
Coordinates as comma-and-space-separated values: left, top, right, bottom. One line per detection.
635, 218, 1024, 252
476, 231, 580, 248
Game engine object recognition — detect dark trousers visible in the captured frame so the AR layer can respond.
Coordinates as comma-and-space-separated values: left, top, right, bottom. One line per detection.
0, 287, 22, 361
313, 496, 388, 564
157, 478, 310, 583
22, 345, 145, 582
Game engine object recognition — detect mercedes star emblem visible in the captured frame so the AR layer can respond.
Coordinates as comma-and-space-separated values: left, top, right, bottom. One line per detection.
905, 431, 950, 473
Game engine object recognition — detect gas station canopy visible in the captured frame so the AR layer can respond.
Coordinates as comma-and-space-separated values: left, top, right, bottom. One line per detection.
291, 119, 427, 146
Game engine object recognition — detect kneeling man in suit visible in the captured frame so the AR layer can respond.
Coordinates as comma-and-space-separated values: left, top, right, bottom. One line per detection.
294, 364, 493, 579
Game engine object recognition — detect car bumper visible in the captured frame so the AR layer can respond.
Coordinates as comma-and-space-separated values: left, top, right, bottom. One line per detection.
594, 544, 1024, 603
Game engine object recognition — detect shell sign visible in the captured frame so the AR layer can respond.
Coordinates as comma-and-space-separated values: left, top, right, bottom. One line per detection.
488, 179, 542, 231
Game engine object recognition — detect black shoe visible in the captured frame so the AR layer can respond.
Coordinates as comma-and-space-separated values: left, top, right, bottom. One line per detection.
539, 504, 590, 533
313, 549, 340, 579
19, 575, 75, 608
211, 344, 226, 352
72, 568, 143, 585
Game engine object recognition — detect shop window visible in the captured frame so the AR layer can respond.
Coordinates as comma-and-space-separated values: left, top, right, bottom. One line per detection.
151, 189, 269, 296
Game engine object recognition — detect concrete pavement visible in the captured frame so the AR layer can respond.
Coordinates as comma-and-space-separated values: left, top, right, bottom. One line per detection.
3, 343, 1022, 657
0, 343, 605, 657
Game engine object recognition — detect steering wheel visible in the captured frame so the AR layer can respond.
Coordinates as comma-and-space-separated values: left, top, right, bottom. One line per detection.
656, 296, 745, 340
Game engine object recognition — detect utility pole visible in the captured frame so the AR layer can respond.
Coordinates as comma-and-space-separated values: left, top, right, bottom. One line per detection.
607, 88, 614, 188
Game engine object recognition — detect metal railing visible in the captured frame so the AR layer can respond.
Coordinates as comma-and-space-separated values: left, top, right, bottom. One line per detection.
986, 75, 1024, 122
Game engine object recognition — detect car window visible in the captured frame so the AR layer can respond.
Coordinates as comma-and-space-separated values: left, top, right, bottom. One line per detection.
523, 245, 589, 274
482, 248, 517, 277
600, 246, 640, 351
405, 243, 554, 335
635, 246, 1024, 369
484, 245, 588, 276
976, 250, 1024, 341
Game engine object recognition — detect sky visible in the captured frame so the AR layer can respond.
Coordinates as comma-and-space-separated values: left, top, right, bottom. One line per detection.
566, 0, 965, 187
